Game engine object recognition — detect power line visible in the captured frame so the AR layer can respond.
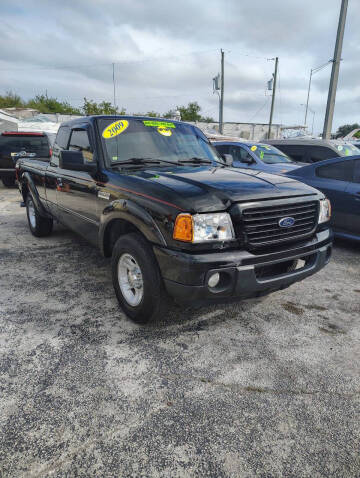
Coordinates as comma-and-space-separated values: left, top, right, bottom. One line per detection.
248, 96, 271, 122
0, 49, 219, 73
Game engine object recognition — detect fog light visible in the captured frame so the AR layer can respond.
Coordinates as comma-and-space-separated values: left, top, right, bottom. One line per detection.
208, 272, 220, 288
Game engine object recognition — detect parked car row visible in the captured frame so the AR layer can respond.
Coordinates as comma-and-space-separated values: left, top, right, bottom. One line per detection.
211, 137, 360, 243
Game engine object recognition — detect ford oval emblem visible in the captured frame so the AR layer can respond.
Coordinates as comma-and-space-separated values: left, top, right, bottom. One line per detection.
279, 216, 295, 228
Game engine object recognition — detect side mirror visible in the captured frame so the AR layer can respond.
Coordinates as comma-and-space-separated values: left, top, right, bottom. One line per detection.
59, 150, 96, 173
222, 154, 233, 166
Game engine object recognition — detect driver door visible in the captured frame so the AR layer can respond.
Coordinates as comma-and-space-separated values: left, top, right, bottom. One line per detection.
56, 128, 99, 244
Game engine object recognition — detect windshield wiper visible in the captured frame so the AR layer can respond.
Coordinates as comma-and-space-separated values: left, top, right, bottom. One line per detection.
110, 157, 182, 167
179, 157, 212, 164
179, 157, 225, 166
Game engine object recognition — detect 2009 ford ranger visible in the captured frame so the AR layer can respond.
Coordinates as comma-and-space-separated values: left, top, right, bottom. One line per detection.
17, 116, 332, 323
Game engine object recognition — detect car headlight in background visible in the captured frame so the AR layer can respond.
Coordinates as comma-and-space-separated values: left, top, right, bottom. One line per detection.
318, 198, 331, 224
173, 212, 234, 242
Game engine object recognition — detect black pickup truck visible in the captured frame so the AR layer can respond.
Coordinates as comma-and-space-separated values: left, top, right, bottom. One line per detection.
17, 115, 332, 324
0, 131, 51, 187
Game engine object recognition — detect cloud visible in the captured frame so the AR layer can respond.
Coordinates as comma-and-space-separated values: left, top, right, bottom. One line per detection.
0, 0, 359, 134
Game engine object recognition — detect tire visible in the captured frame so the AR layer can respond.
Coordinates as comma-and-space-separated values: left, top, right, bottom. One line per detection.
2, 177, 16, 188
26, 194, 53, 237
111, 232, 170, 324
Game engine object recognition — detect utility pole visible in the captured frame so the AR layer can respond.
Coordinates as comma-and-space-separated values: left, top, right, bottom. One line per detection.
267, 57, 278, 139
322, 0, 348, 139
219, 49, 224, 134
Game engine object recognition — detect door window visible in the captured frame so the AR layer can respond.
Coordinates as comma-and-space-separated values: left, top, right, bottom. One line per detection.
309, 146, 338, 163
275, 145, 308, 162
229, 145, 250, 163
214, 144, 229, 155
69, 129, 93, 162
316, 160, 354, 181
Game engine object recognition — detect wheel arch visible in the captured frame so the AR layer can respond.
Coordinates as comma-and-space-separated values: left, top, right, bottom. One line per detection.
100, 199, 166, 257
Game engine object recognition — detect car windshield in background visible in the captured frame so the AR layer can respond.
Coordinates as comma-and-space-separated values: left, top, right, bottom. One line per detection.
335, 143, 360, 157
0, 135, 50, 157
99, 118, 222, 165
250, 144, 292, 164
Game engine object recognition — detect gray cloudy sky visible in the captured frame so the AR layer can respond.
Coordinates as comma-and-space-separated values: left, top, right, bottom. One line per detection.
1, 0, 359, 134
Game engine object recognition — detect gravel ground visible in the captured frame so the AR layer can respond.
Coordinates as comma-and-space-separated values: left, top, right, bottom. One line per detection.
0, 183, 359, 478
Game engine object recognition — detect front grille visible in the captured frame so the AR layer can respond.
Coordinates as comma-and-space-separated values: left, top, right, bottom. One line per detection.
241, 200, 319, 248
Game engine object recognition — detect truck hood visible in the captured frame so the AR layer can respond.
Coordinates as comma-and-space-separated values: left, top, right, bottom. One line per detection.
118, 165, 320, 213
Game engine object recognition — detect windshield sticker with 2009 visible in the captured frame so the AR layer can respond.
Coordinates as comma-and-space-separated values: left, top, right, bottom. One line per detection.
102, 120, 129, 139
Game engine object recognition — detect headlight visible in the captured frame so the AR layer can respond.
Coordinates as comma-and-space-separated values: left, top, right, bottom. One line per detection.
173, 212, 234, 242
318, 198, 331, 224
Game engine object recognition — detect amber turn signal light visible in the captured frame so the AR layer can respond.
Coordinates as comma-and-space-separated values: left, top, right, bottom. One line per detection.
173, 214, 193, 242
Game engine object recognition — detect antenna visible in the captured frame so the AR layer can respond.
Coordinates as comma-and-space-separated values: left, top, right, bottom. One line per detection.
112, 63, 116, 113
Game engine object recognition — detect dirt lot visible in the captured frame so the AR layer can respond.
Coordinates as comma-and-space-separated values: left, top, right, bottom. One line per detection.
0, 183, 359, 478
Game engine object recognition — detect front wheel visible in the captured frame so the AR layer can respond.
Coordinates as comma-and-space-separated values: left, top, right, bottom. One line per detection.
111, 233, 169, 324
26, 195, 53, 237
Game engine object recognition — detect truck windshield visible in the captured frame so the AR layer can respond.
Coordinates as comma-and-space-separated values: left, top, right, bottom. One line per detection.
250, 144, 292, 164
0, 135, 50, 157
99, 118, 223, 165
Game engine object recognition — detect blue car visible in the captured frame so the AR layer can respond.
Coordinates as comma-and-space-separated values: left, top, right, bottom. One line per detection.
212, 141, 303, 174
286, 156, 360, 242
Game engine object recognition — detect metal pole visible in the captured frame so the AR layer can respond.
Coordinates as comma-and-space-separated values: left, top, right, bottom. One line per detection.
304, 69, 313, 126
112, 63, 116, 113
322, 0, 348, 139
219, 49, 224, 134
267, 57, 278, 139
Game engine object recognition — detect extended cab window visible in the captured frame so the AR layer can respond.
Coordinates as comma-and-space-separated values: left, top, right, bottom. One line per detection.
316, 160, 354, 181
69, 129, 93, 162
51, 126, 71, 167
55, 126, 70, 149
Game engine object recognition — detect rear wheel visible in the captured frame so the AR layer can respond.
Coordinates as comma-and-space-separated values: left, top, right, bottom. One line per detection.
111, 232, 170, 324
2, 177, 16, 188
26, 195, 53, 237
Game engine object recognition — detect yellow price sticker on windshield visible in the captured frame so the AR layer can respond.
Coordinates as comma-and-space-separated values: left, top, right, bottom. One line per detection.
251, 145, 257, 151
102, 120, 129, 139
157, 126, 172, 136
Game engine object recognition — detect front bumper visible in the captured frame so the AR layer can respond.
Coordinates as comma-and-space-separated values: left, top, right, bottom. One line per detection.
154, 229, 333, 305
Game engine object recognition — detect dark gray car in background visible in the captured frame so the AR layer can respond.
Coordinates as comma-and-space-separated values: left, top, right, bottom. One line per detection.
264, 139, 359, 164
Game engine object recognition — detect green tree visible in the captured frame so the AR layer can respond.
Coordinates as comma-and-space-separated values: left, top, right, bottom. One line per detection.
335, 123, 360, 138
0, 91, 24, 108
201, 115, 215, 123
177, 102, 202, 122
83, 98, 125, 116
26, 94, 81, 114
175, 102, 214, 122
